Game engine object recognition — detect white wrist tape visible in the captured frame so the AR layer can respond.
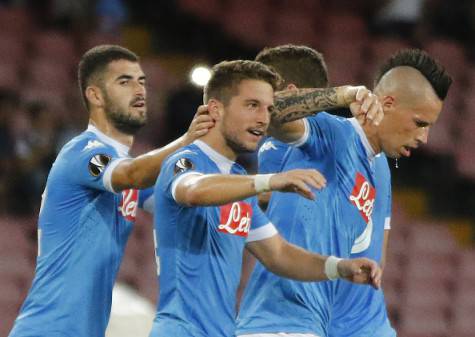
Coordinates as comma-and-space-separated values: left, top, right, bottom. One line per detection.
253, 174, 273, 193
324, 256, 343, 280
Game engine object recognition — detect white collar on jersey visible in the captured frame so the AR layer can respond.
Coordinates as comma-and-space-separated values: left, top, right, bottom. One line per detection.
86, 124, 130, 157
193, 139, 235, 174
348, 118, 376, 162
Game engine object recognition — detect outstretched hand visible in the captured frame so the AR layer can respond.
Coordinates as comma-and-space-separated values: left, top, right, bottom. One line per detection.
337, 257, 382, 289
183, 105, 215, 145
269, 169, 327, 200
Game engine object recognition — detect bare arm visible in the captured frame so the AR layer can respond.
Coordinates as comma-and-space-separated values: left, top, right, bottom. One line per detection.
247, 234, 327, 281
111, 107, 214, 191
247, 234, 382, 287
174, 169, 326, 206
269, 86, 383, 143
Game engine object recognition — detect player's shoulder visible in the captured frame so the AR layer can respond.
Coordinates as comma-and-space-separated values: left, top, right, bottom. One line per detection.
166, 143, 203, 164
59, 130, 116, 160
258, 137, 288, 155
161, 143, 205, 176
307, 112, 352, 134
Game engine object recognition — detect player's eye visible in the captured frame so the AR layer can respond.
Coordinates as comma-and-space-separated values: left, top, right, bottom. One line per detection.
414, 119, 429, 128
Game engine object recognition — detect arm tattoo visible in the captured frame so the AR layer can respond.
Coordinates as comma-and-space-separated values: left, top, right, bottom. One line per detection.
272, 87, 341, 123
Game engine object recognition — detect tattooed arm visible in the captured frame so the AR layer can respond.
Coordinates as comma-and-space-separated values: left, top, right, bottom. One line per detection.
268, 86, 380, 143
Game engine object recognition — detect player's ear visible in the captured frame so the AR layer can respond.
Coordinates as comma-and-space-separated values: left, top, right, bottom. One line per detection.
85, 85, 104, 108
381, 95, 395, 114
207, 98, 223, 122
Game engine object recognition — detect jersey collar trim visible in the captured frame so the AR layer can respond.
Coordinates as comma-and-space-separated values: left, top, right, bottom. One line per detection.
348, 118, 376, 161
193, 139, 234, 174
86, 124, 130, 157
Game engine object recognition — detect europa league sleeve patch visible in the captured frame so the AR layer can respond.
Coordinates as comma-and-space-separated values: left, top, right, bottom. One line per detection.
173, 157, 194, 175
88, 154, 112, 177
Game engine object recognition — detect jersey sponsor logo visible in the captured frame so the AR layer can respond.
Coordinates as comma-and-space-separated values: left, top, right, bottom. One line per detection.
174, 157, 194, 175
258, 140, 278, 154
118, 189, 138, 221
88, 154, 111, 177
218, 201, 252, 237
349, 172, 375, 223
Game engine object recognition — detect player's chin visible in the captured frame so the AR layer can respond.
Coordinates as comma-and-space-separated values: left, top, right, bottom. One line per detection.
130, 106, 147, 117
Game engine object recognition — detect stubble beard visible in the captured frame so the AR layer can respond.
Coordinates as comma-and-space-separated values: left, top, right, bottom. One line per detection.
104, 94, 147, 135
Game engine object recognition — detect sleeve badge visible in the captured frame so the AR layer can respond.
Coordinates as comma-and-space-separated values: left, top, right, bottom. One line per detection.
173, 157, 194, 175
88, 154, 112, 177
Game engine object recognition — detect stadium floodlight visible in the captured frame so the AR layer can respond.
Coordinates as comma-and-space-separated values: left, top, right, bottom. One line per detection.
190, 65, 211, 87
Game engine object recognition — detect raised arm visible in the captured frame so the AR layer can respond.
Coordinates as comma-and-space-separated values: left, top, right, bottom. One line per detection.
111, 106, 214, 191
269, 86, 383, 143
174, 169, 326, 206
246, 234, 382, 287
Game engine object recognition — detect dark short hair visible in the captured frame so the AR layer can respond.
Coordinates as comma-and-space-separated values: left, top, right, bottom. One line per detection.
255, 44, 328, 89
375, 48, 452, 100
204, 60, 282, 104
78, 45, 139, 109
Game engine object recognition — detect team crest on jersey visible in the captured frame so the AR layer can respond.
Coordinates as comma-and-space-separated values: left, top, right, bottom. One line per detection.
118, 189, 138, 221
88, 154, 111, 177
174, 158, 194, 175
218, 201, 252, 237
349, 172, 375, 223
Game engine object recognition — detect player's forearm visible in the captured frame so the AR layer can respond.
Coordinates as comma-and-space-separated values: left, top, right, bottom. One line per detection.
113, 135, 187, 191
271, 86, 356, 124
178, 175, 259, 206
250, 238, 328, 282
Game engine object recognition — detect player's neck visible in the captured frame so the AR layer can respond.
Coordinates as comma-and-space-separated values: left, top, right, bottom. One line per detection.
362, 123, 382, 154
199, 131, 237, 161
88, 114, 134, 147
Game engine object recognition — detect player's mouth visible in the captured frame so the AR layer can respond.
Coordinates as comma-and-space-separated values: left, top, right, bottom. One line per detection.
131, 99, 146, 108
247, 128, 265, 140
401, 145, 415, 157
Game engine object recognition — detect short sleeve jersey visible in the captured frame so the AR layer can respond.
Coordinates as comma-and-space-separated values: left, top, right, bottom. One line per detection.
237, 114, 383, 337
9, 125, 152, 337
150, 140, 277, 337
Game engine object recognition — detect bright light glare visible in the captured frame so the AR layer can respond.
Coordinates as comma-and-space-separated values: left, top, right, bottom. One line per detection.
190, 66, 211, 87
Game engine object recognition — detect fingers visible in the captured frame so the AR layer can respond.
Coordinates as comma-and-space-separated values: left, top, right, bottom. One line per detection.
355, 86, 369, 102
188, 110, 215, 139
291, 179, 315, 200
272, 169, 327, 200
194, 104, 209, 116
353, 87, 384, 126
355, 258, 382, 289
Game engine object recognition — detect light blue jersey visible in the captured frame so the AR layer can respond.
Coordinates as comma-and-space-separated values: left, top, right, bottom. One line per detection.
237, 113, 382, 337
257, 137, 292, 174
329, 154, 396, 337
9, 125, 153, 337
150, 140, 278, 337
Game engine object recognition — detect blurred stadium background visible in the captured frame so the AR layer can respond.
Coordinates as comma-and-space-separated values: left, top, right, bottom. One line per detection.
1, 1, 475, 336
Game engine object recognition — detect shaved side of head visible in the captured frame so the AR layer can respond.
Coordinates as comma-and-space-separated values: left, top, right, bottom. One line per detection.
374, 66, 440, 108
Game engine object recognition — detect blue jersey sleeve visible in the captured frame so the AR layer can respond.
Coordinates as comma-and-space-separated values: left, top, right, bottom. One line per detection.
246, 196, 278, 242
157, 148, 208, 201
65, 139, 125, 193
